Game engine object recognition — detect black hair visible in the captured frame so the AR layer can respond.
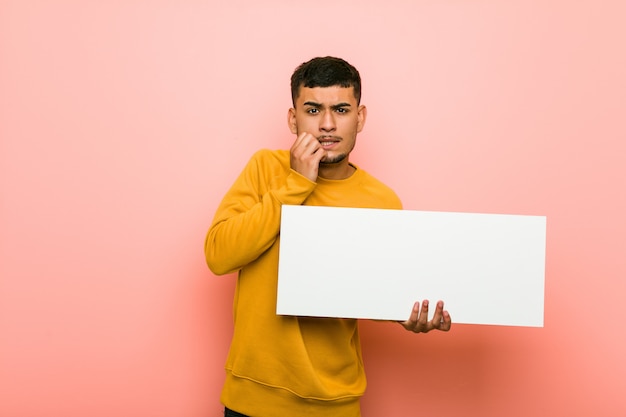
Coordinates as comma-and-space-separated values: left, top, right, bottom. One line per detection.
290, 56, 362, 106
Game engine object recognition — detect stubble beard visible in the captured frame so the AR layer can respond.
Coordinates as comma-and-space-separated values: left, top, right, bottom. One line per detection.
319, 138, 355, 166
320, 153, 348, 165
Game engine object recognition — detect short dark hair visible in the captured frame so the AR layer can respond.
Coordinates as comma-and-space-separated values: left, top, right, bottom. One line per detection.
290, 56, 362, 106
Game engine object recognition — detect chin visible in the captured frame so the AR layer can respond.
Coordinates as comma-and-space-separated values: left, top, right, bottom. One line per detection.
320, 153, 347, 165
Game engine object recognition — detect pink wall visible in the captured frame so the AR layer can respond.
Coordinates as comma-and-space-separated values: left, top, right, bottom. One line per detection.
1, 1, 624, 416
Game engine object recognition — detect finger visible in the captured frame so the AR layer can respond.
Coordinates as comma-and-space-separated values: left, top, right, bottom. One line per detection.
290, 133, 326, 181
430, 300, 445, 330
405, 299, 428, 333
299, 134, 326, 161
418, 299, 430, 326
290, 132, 306, 151
439, 310, 452, 332
296, 131, 313, 145
401, 302, 420, 329
291, 132, 313, 154
310, 143, 326, 161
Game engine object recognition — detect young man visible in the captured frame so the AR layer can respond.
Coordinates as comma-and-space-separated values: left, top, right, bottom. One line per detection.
205, 56, 451, 417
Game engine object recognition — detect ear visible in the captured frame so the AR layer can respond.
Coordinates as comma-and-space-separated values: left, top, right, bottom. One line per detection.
356, 105, 367, 133
287, 107, 298, 134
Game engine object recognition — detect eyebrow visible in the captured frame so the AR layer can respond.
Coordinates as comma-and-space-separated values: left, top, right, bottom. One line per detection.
303, 101, 352, 110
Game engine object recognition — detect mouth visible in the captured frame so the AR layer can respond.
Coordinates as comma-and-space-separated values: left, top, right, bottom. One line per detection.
318, 136, 340, 148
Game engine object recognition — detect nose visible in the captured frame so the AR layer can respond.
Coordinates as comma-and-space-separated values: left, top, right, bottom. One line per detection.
319, 110, 336, 132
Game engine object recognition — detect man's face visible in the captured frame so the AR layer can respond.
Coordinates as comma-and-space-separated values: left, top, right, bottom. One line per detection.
288, 85, 366, 166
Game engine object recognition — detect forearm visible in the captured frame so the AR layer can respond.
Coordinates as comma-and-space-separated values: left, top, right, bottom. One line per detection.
205, 190, 282, 275
205, 169, 315, 275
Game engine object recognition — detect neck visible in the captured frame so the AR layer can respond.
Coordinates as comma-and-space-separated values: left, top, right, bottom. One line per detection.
318, 161, 356, 180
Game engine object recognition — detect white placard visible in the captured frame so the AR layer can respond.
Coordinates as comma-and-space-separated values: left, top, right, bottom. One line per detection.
277, 205, 546, 327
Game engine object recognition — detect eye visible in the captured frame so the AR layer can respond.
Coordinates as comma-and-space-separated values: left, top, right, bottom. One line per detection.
306, 108, 319, 114
335, 107, 348, 114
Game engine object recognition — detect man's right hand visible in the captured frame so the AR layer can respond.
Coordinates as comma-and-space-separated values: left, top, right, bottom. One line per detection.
290, 132, 326, 182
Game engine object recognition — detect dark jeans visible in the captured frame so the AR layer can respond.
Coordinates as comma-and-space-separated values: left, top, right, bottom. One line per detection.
224, 407, 249, 417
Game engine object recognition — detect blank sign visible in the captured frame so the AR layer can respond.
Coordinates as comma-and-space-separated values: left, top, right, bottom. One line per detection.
277, 205, 546, 327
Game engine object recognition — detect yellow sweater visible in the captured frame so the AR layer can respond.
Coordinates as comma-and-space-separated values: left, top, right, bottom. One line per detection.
205, 149, 402, 417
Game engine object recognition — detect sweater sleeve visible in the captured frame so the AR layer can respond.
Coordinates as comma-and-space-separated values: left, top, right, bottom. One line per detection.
205, 150, 316, 275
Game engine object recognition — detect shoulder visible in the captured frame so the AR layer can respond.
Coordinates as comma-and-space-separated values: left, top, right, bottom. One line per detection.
249, 149, 290, 166
352, 166, 403, 209
352, 164, 395, 191
243, 149, 290, 171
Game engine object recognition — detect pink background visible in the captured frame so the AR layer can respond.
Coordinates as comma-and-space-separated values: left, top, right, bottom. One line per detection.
1, 1, 624, 416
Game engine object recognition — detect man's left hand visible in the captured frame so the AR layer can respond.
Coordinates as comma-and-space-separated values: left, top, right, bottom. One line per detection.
400, 300, 452, 333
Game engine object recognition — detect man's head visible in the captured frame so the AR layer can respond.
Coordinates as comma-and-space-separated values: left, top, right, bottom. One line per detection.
288, 57, 367, 178
290, 56, 362, 107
